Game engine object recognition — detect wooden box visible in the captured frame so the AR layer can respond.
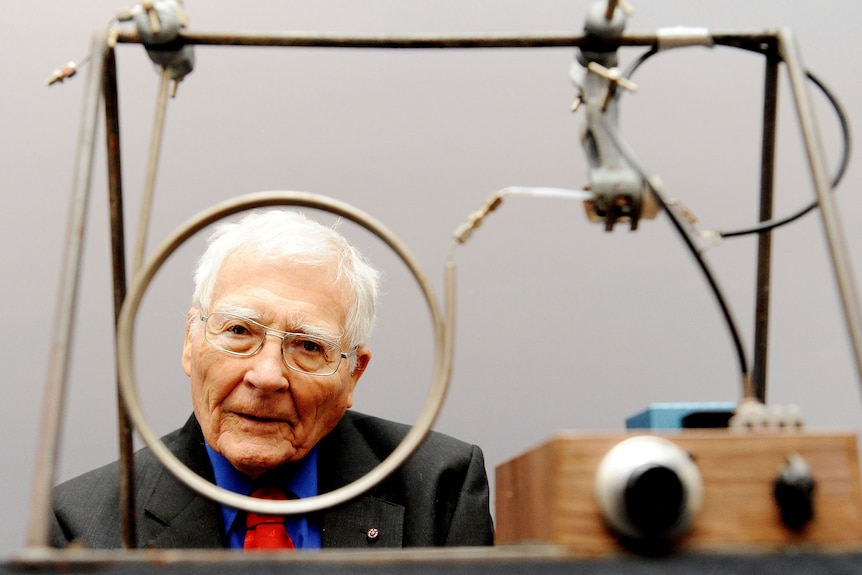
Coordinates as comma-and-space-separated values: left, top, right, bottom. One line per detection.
495, 431, 862, 556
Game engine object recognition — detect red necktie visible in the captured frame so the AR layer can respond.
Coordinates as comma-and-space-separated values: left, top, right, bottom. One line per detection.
243, 486, 296, 551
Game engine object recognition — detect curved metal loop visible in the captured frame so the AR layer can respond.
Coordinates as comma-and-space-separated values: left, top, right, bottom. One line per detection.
116, 191, 452, 515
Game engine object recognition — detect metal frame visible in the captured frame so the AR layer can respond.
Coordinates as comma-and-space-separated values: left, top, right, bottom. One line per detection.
20, 25, 862, 561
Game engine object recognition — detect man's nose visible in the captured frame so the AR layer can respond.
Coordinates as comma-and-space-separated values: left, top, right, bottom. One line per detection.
246, 334, 289, 390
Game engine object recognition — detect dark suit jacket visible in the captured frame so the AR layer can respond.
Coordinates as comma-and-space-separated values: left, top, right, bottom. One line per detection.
51, 411, 494, 549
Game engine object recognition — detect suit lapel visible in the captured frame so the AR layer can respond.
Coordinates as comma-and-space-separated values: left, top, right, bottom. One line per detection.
138, 416, 224, 549
139, 466, 224, 548
318, 411, 405, 548
321, 495, 404, 547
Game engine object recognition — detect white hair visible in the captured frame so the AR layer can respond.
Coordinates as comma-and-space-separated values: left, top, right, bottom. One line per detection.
191, 209, 380, 365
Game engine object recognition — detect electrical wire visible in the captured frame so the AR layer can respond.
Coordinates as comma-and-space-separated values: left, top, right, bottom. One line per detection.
718, 70, 851, 238
615, 48, 852, 240
598, 111, 753, 398
622, 45, 658, 80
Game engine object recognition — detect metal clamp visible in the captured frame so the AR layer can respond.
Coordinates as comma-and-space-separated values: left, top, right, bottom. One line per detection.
118, 0, 194, 86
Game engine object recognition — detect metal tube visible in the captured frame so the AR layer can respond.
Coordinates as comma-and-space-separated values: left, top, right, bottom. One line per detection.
115, 191, 450, 516
751, 46, 780, 403
103, 43, 138, 549
133, 67, 171, 274
24, 29, 109, 549
779, 28, 862, 387
111, 29, 776, 51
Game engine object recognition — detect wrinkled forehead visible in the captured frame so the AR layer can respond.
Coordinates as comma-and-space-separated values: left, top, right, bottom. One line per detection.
212, 246, 351, 321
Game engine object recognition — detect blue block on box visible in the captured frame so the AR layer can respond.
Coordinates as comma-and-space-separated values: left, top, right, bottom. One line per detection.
626, 402, 737, 430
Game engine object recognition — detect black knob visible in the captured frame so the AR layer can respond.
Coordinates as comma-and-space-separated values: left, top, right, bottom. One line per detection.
774, 453, 816, 530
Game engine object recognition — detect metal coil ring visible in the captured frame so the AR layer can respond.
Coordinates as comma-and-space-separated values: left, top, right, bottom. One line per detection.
116, 190, 451, 515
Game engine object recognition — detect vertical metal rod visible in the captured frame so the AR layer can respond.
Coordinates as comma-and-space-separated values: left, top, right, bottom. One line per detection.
779, 28, 862, 387
103, 43, 138, 549
24, 29, 108, 549
133, 67, 171, 274
751, 47, 780, 403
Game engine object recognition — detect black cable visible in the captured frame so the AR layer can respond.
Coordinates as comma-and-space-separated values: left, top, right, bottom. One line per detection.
598, 112, 751, 385
718, 70, 852, 238
622, 46, 658, 81
615, 47, 852, 239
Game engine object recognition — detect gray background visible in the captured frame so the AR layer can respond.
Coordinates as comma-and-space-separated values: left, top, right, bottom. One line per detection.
3, 0, 862, 557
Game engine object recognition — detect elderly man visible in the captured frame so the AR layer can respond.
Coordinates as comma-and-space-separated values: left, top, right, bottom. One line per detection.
52, 209, 494, 549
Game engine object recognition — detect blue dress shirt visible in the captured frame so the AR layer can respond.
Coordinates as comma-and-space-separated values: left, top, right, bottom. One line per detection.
205, 444, 321, 549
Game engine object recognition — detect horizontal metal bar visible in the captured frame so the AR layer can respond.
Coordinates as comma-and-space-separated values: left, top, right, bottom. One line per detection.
112, 29, 779, 50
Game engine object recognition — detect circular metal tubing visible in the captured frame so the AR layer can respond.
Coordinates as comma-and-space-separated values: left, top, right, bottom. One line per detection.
116, 190, 451, 515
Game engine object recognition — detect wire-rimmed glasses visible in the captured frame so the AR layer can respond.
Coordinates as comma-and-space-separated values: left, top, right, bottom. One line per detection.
201, 311, 355, 376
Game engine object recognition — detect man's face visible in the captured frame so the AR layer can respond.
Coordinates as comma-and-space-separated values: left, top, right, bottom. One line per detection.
182, 248, 371, 478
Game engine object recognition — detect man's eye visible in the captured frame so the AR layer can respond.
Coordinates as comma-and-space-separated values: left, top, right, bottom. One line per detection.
228, 324, 248, 335
299, 339, 323, 354
222, 321, 255, 337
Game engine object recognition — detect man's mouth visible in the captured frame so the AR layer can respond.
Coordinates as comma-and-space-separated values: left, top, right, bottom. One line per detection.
238, 412, 282, 424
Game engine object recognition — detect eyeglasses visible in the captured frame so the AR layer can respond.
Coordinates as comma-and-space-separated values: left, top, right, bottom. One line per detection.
200, 312, 355, 376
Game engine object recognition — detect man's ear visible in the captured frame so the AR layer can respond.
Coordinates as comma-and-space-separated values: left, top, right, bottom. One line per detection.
181, 308, 198, 377
345, 347, 372, 408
